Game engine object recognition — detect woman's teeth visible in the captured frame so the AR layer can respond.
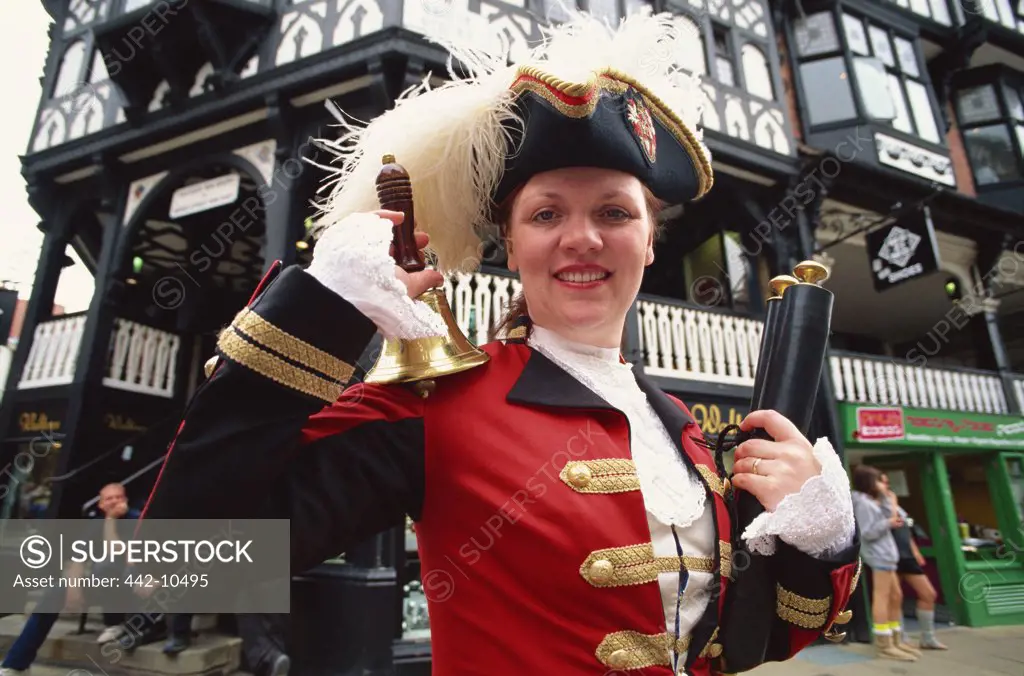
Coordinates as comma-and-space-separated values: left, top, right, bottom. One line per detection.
557, 271, 609, 283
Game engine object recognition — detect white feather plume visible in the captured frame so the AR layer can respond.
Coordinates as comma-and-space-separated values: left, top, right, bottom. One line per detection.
311, 8, 711, 274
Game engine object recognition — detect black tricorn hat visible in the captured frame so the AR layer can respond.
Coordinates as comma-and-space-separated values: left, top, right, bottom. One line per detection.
494, 66, 713, 208
316, 10, 713, 273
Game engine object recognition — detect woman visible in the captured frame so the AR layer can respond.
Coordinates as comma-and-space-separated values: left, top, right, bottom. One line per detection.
881, 473, 948, 651
851, 465, 916, 661
141, 10, 859, 675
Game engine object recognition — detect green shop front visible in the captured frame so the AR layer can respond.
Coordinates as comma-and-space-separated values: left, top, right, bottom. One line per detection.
839, 403, 1024, 628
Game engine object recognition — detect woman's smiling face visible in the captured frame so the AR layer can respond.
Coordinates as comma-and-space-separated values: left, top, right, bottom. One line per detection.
506, 166, 656, 348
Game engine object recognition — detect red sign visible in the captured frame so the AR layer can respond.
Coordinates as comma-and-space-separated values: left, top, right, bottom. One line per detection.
854, 407, 905, 441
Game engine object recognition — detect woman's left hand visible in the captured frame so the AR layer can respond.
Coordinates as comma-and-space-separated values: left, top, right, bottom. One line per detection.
731, 409, 822, 512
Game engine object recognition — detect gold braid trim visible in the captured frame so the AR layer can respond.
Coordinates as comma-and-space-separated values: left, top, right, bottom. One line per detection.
719, 540, 733, 579
698, 627, 723, 658
218, 330, 343, 403
596, 631, 692, 669
509, 65, 713, 199
560, 459, 640, 494
232, 307, 354, 384
581, 543, 715, 588
777, 604, 829, 629
776, 583, 831, 629
777, 585, 831, 613
850, 558, 863, 595
696, 465, 727, 497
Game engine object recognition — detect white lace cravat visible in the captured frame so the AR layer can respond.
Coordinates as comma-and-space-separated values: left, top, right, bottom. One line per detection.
527, 325, 708, 530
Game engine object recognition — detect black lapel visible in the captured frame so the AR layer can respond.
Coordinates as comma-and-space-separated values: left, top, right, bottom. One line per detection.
506, 348, 618, 411
633, 370, 695, 445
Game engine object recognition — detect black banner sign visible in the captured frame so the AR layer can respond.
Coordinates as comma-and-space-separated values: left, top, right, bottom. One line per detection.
866, 207, 941, 292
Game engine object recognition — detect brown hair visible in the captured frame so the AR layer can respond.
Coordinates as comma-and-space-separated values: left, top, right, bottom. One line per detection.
490, 182, 666, 341
852, 465, 883, 498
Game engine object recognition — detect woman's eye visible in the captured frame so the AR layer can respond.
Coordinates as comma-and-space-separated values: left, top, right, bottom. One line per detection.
602, 207, 632, 220
532, 209, 558, 222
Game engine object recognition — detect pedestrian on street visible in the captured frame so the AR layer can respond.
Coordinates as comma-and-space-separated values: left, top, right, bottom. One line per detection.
880, 472, 948, 651
852, 465, 918, 662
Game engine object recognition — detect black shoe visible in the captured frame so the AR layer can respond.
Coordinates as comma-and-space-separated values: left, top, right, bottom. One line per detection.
260, 653, 290, 676
163, 635, 191, 656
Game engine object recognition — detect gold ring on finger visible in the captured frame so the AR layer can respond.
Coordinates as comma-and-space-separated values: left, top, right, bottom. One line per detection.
752, 458, 762, 475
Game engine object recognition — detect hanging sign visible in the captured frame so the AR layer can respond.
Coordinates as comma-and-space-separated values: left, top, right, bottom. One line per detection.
169, 173, 241, 219
842, 403, 1024, 450
866, 207, 941, 292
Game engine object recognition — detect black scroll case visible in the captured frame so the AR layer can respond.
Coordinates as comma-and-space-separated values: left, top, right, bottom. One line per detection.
713, 279, 834, 672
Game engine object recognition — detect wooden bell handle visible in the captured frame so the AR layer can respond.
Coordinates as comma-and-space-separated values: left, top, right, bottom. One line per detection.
376, 154, 425, 273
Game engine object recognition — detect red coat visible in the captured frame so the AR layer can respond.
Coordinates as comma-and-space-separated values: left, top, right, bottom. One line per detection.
143, 265, 860, 675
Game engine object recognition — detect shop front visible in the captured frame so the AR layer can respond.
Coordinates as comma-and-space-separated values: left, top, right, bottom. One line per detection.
839, 403, 1024, 628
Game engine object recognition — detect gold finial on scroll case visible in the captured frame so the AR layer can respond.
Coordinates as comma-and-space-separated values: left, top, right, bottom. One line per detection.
768, 275, 799, 300
793, 260, 830, 286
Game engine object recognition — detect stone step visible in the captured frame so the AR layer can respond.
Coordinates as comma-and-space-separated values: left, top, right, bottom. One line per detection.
0, 616, 242, 676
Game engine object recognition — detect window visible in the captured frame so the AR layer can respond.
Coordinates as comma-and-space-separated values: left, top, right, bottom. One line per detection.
741, 44, 774, 100
792, 10, 941, 144
714, 27, 737, 88
682, 232, 756, 312
955, 74, 1024, 188
974, 0, 1024, 31
801, 57, 857, 125
64, 0, 110, 35
675, 14, 707, 75
52, 41, 88, 99
880, 0, 953, 24
849, 15, 940, 143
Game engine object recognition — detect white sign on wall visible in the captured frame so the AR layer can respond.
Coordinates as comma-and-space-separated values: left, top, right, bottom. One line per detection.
169, 173, 241, 220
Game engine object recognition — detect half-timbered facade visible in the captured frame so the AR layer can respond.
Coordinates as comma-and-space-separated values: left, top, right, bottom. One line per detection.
776, 0, 1024, 633
3, 0, 1023, 671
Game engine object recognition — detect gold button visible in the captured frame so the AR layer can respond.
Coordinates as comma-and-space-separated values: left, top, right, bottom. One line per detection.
707, 643, 723, 658
834, 609, 853, 625
567, 464, 592, 488
589, 559, 615, 584
608, 649, 630, 668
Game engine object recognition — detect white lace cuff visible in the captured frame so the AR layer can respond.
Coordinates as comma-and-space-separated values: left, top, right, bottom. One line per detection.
305, 212, 448, 340
741, 437, 856, 559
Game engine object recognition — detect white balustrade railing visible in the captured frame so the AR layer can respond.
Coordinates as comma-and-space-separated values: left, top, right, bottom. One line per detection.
443, 270, 523, 345
636, 298, 764, 386
17, 315, 180, 398
18, 314, 87, 389
830, 353, 1011, 415
104, 319, 181, 398
1013, 375, 1024, 414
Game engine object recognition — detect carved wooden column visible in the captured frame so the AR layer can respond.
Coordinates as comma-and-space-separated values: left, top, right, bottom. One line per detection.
45, 163, 128, 517
261, 93, 301, 273
0, 181, 73, 472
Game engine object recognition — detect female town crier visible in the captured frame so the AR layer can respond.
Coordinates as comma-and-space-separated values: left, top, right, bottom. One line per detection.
142, 9, 861, 675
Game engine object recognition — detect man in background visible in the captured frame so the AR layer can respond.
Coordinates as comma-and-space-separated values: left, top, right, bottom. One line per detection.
0, 483, 147, 675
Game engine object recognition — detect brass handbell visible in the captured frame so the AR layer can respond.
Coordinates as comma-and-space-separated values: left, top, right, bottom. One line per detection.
363, 155, 490, 391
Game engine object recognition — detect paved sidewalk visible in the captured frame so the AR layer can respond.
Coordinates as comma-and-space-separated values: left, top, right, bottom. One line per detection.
749, 624, 1024, 676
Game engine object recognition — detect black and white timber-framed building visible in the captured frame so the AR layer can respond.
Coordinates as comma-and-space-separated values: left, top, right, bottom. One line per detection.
1, 0, 1023, 672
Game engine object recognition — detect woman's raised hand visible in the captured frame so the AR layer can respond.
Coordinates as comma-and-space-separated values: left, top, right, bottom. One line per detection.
376, 210, 444, 298
731, 410, 822, 512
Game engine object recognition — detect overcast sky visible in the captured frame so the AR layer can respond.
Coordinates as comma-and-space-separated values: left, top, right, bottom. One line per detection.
0, 4, 94, 313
